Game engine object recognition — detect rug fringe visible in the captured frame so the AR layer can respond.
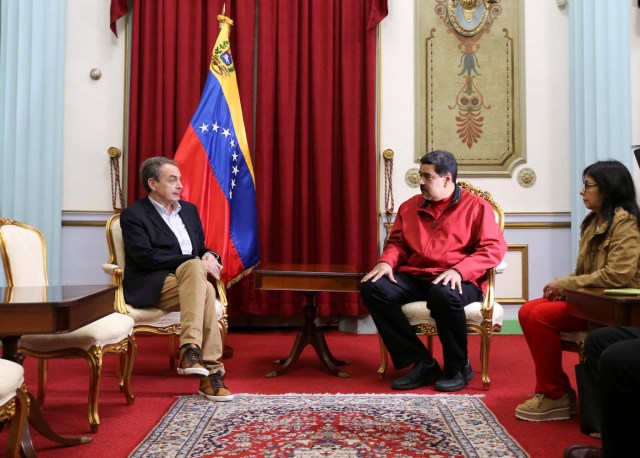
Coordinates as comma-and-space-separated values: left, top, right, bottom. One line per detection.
184, 392, 485, 398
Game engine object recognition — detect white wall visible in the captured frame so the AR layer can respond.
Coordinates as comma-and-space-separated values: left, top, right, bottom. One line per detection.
60, 0, 126, 285
62, 0, 126, 212
379, 0, 570, 212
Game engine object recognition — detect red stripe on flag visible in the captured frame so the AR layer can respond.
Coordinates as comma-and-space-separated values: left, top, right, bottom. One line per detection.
176, 127, 246, 283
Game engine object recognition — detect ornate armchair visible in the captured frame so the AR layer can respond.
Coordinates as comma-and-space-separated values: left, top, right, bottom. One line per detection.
377, 181, 506, 390
0, 359, 29, 458
101, 213, 228, 370
0, 217, 136, 433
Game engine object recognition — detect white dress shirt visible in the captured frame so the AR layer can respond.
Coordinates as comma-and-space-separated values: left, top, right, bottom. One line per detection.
148, 196, 194, 256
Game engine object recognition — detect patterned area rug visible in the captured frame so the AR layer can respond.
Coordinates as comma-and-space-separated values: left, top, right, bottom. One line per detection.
130, 394, 528, 457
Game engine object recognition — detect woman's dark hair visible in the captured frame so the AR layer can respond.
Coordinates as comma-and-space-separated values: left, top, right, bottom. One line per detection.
420, 150, 458, 182
581, 159, 640, 233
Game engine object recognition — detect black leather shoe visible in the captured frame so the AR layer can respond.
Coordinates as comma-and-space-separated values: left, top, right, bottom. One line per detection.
435, 362, 473, 392
563, 445, 603, 458
463, 361, 474, 382
391, 359, 443, 390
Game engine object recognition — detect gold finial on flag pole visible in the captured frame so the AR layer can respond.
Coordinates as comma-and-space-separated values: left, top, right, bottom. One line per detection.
219, 4, 226, 29
217, 3, 233, 28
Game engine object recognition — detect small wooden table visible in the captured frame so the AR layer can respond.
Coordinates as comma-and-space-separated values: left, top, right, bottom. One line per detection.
254, 264, 365, 378
565, 287, 640, 326
0, 284, 117, 456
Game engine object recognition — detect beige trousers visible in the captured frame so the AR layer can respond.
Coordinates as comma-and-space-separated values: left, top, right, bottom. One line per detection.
156, 259, 224, 374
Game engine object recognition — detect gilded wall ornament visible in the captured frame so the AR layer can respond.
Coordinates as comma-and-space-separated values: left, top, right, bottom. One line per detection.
517, 167, 536, 188
405, 168, 421, 188
447, 0, 499, 37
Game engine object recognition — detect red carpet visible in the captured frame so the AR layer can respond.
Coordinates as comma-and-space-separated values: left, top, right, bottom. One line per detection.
1, 330, 600, 457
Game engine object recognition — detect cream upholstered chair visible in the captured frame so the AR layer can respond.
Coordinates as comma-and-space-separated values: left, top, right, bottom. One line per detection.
377, 181, 506, 390
0, 359, 29, 458
0, 217, 136, 433
101, 213, 228, 369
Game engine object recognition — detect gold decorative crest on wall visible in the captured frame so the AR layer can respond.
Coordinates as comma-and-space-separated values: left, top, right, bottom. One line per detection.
517, 167, 536, 188
416, 0, 525, 177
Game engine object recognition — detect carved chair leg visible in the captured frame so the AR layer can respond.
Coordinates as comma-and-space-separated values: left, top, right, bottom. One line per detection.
377, 334, 388, 378
169, 334, 177, 370
86, 349, 103, 433
121, 336, 136, 405
480, 332, 491, 390
6, 387, 29, 458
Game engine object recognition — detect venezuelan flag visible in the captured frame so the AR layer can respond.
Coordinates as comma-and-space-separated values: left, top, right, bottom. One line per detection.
174, 14, 258, 287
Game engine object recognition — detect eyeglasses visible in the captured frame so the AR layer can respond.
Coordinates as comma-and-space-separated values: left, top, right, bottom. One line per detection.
582, 182, 598, 191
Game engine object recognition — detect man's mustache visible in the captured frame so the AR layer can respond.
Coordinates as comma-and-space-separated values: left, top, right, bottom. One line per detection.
420, 185, 427, 192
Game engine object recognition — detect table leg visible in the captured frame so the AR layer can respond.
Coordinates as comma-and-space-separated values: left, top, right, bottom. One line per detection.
1, 336, 23, 364
25, 392, 93, 446
2, 337, 93, 453
266, 292, 350, 378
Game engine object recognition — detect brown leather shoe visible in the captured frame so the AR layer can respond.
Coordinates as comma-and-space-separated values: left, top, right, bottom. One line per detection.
199, 371, 234, 402
563, 445, 603, 458
177, 344, 209, 377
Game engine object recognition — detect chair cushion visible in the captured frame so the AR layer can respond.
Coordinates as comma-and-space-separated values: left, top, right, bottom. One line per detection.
125, 300, 224, 326
0, 360, 25, 405
125, 305, 181, 327
401, 301, 504, 327
18, 313, 135, 352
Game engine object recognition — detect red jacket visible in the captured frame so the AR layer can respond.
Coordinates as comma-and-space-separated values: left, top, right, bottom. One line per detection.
378, 185, 507, 293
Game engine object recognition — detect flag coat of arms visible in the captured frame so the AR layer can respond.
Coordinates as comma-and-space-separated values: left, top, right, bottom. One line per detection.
174, 14, 258, 286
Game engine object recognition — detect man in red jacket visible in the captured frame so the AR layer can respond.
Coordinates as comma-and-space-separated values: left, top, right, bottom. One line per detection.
361, 150, 507, 392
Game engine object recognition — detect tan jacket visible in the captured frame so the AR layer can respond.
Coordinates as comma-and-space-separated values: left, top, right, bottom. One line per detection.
555, 208, 640, 290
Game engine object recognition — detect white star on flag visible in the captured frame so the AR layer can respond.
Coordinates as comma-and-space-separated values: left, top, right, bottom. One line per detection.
222, 128, 231, 138
199, 122, 209, 133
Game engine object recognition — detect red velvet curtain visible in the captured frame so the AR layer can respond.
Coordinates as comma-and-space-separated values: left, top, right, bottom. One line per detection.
122, 0, 384, 317
250, 1, 381, 316
126, 0, 255, 201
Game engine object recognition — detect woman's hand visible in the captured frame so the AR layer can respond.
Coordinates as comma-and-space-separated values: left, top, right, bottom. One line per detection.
543, 276, 566, 301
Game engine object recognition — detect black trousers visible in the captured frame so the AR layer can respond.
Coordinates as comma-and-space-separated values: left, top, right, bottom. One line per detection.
584, 326, 640, 458
360, 272, 482, 377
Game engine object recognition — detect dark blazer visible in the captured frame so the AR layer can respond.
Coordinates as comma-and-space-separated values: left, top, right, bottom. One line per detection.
120, 197, 219, 308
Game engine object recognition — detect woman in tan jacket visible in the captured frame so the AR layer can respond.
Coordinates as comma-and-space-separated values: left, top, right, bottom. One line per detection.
516, 159, 640, 422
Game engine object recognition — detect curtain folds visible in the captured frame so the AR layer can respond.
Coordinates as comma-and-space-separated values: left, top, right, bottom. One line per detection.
127, 0, 255, 201
123, 0, 384, 317
250, 1, 380, 316
0, 0, 66, 285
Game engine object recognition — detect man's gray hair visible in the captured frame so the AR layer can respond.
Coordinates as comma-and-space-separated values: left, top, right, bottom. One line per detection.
140, 156, 178, 193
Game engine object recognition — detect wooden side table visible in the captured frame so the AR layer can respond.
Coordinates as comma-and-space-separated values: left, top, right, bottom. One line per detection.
565, 287, 640, 326
254, 264, 364, 378
0, 284, 117, 455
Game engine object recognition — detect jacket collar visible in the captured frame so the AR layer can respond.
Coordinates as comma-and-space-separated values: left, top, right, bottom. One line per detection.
420, 183, 461, 209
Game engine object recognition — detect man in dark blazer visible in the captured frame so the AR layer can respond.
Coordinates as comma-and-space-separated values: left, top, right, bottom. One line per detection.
120, 156, 232, 402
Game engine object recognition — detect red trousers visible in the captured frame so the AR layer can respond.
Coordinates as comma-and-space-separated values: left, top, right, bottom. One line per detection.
518, 297, 588, 398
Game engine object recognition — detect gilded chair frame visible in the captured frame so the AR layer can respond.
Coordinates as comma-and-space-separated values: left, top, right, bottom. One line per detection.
103, 213, 229, 369
0, 217, 136, 433
0, 381, 29, 458
377, 181, 505, 390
